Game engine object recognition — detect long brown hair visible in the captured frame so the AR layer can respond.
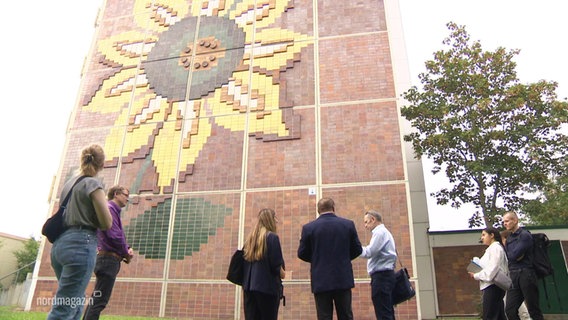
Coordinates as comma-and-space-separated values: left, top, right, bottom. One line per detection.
243, 208, 278, 262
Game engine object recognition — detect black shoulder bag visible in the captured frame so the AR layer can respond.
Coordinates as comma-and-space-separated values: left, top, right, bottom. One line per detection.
42, 176, 86, 243
392, 251, 416, 305
226, 249, 245, 285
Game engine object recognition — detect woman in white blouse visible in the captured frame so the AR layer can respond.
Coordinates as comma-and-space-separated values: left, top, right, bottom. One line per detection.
469, 227, 509, 320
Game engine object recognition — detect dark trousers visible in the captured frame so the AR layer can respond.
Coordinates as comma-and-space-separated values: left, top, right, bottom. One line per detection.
244, 290, 280, 320
371, 270, 396, 320
83, 255, 121, 320
505, 268, 544, 320
313, 289, 353, 320
482, 284, 506, 320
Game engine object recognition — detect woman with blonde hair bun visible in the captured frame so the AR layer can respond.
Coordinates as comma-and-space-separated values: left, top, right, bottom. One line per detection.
242, 208, 285, 320
47, 144, 113, 320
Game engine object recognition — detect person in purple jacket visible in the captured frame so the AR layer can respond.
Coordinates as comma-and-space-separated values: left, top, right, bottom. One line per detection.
83, 185, 134, 320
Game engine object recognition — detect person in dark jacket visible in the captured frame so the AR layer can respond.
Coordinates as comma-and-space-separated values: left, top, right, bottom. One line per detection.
297, 198, 363, 320
503, 211, 544, 320
242, 208, 285, 320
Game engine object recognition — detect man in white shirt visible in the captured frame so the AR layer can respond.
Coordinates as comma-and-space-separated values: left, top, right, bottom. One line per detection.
360, 210, 397, 320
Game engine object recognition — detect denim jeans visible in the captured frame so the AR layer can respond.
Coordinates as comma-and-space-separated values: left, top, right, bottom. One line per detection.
48, 228, 97, 320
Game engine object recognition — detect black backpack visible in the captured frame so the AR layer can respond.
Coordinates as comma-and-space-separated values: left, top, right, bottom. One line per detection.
531, 232, 554, 278
530, 232, 563, 310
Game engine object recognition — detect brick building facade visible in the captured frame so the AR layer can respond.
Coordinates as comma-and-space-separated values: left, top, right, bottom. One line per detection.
429, 228, 568, 318
31, 0, 427, 318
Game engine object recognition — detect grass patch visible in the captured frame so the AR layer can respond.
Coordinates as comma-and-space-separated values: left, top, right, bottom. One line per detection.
0, 306, 482, 320
0, 306, 177, 320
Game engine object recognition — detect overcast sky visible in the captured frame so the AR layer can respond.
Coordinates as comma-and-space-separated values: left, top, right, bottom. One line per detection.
0, 0, 566, 238
399, 0, 568, 230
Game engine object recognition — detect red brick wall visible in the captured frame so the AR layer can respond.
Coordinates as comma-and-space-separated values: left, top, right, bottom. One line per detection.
34, 0, 418, 318
433, 245, 485, 315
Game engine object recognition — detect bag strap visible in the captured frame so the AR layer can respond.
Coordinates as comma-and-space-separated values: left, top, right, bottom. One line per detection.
396, 249, 404, 269
60, 176, 87, 209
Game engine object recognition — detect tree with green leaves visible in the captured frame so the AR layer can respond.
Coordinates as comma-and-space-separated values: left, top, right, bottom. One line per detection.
13, 238, 39, 283
401, 22, 568, 227
522, 172, 568, 225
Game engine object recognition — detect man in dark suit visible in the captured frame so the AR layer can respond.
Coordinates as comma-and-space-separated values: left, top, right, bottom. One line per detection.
298, 198, 363, 320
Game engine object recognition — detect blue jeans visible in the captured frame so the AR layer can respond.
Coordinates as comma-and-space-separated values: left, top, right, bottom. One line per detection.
48, 229, 97, 320
371, 270, 396, 320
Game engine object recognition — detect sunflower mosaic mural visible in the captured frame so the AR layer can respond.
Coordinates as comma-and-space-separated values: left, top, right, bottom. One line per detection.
33, 0, 421, 317
84, 0, 312, 193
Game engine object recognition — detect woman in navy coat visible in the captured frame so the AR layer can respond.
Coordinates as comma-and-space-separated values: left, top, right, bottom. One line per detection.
242, 208, 286, 320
